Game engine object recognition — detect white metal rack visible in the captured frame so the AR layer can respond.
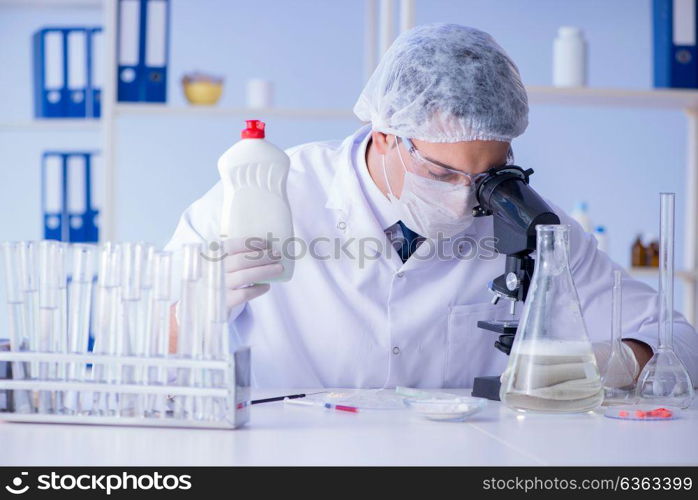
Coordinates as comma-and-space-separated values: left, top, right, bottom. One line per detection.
0, 348, 251, 429
2, 0, 698, 323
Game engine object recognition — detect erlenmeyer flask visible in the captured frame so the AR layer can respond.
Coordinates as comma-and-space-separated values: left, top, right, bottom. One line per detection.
500, 224, 603, 412
635, 193, 694, 408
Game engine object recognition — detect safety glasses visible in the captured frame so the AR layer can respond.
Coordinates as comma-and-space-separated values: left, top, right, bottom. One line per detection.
398, 137, 494, 187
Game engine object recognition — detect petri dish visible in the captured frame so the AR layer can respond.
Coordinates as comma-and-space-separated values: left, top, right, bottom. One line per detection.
604, 405, 681, 421
403, 396, 487, 422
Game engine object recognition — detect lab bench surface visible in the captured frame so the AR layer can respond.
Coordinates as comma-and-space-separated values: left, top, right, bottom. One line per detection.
0, 389, 696, 466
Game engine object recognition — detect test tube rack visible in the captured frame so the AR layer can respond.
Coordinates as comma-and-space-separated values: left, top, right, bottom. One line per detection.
0, 347, 250, 430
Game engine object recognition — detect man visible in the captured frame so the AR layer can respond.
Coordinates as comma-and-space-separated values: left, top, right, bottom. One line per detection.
165, 24, 698, 389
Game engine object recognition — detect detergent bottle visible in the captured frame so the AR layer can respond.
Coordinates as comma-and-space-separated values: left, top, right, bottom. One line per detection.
218, 120, 293, 282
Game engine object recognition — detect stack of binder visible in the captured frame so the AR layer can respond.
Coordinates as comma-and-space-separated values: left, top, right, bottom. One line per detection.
33, 27, 103, 118
654, 0, 698, 88
42, 152, 100, 243
118, 0, 170, 103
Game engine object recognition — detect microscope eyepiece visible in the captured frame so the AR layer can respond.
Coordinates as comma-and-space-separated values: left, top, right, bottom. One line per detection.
473, 164, 559, 256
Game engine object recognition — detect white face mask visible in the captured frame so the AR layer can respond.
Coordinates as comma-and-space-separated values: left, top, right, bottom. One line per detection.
381, 140, 477, 239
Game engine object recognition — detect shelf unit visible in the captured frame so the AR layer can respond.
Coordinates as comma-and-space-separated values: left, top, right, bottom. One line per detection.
534, 86, 698, 324
0, 119, 101, 132
2, 0, 698, 323
526, 85, 698, 109
0, 0, 101, 6
113, 104, 357, 119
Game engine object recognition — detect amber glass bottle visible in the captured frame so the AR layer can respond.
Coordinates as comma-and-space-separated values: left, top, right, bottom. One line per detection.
631, 235, 646, 267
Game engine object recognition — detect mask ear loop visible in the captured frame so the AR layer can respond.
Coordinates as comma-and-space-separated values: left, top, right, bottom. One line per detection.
381, 153, 394, 198
381, 136, 405, 198
394, 136, 411, 174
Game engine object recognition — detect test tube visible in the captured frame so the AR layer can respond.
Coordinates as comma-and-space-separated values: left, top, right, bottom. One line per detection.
118, 242, 145, 416
147, 251, 172, 416
37, 241, 61, 413
91, 243, 121, 415
17, 242, 39, 379
136, 243, 155, 414
139, 244, 156, 357
175, 243, 203, 419
52, 243, 69, 412
0, 242, 33, 413
64, 244, 96, 414
203, 242, 228, 421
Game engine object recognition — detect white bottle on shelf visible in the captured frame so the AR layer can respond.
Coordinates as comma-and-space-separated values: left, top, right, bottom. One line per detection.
246, 79, 274, 109
553, 26, 587, 87
218, 120, 294, 282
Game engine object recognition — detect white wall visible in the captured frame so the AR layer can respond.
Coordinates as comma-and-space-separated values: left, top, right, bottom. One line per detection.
0, 0, 690, 306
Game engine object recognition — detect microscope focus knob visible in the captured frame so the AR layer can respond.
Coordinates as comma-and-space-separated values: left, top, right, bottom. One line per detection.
505, 272, 520, 291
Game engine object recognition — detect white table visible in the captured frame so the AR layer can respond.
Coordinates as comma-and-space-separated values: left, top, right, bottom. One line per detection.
1, 389, 696, 466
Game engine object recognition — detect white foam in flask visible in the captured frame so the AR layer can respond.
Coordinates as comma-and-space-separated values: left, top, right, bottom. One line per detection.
218, 120, 294, 282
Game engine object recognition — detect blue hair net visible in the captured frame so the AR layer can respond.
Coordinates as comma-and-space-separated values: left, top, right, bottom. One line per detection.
353, 23, 529, 143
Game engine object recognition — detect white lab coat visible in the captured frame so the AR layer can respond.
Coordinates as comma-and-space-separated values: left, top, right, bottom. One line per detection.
165, 126, 698, 388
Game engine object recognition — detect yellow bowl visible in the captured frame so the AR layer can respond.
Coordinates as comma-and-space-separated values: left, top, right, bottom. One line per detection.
183, 81, 223, 105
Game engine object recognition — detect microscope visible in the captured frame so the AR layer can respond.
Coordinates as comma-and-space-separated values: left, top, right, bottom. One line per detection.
469, 165, 560, 400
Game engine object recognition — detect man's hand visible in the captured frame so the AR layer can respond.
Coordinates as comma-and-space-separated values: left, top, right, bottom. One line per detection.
622, 339, 653, 372
220, 237, 284, 311
168, 238, 284, 354
592, 339, 654, 383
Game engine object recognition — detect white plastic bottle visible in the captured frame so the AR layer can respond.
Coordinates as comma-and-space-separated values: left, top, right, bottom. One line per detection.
553, 26, 587, 87
570, 201, 593, 233
593, 225, 608, 253
218, 120, 294, 282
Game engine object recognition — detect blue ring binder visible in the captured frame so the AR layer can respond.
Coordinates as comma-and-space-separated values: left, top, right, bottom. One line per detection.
42, 152, 100, 243
117, 0, 170, 103
33, 27, 103, 118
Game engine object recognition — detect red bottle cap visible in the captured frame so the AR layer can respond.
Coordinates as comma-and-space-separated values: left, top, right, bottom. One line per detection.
241, 119, 265, 139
